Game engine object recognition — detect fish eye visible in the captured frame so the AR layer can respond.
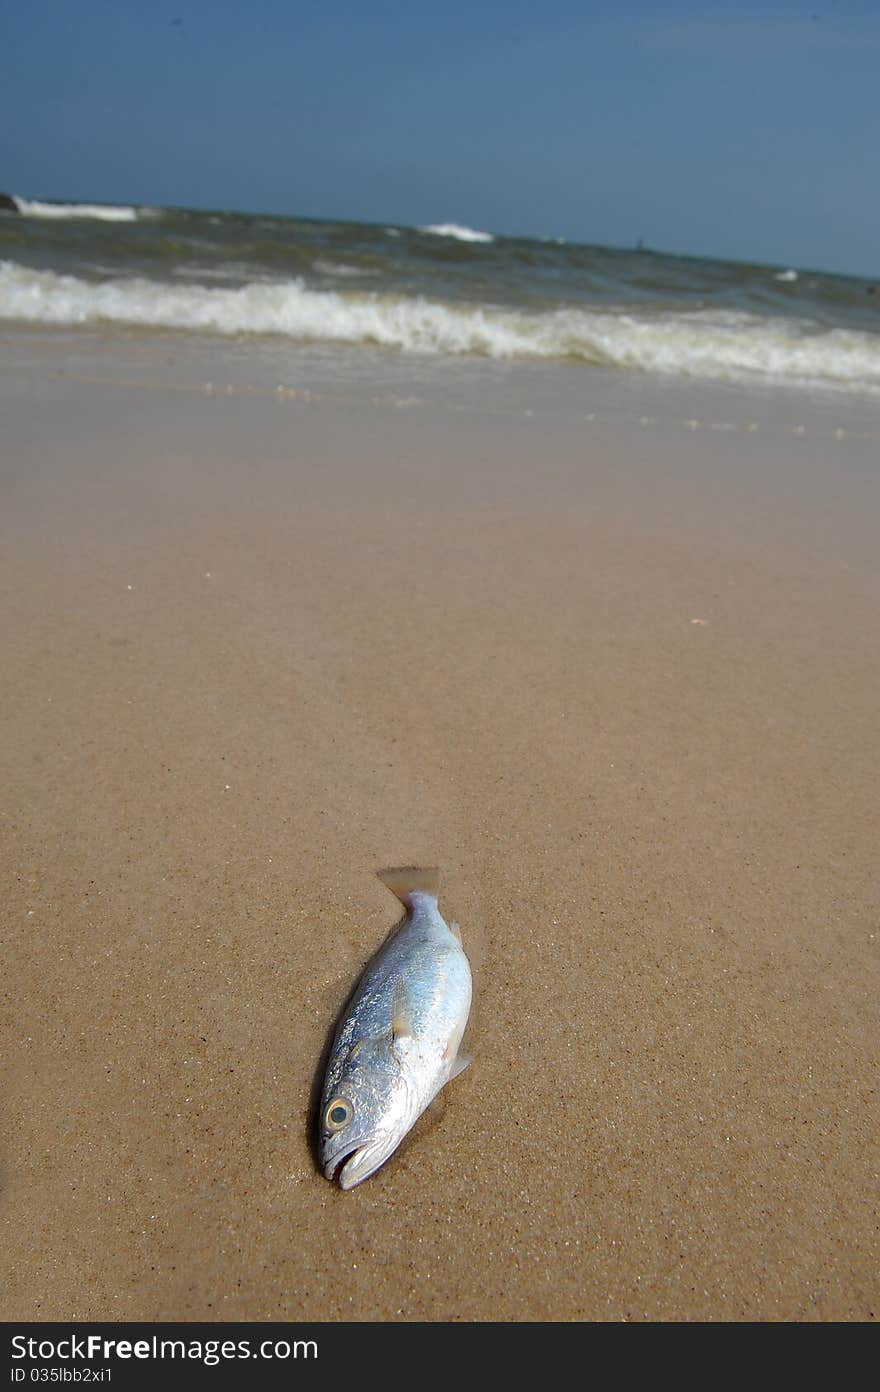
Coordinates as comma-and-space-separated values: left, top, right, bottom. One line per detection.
325, 1097, 353, 1131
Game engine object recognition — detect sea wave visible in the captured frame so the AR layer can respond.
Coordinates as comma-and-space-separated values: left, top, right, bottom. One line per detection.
11, 197, 140, 223
313, 258, 376, 278
419, 223, 494, 244
1, 261, 878, 394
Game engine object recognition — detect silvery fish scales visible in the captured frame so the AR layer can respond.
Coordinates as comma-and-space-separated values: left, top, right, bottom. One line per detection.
318, 868, 472, 1189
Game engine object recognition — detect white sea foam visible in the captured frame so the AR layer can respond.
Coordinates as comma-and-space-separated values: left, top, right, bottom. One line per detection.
313, 259, 375, 278
419, 223, 494, 244
775, 269, 799, 282
12, 197, 140, 223
1, 261, 878, 395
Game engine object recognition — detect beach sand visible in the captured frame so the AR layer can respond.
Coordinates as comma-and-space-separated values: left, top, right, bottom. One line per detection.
1, 326, 878, 1321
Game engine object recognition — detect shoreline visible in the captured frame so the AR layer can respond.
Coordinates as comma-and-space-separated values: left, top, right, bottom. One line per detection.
2, 327, 878, 1320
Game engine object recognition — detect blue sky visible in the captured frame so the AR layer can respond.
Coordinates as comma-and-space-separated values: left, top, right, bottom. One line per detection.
3, 0, 878, 275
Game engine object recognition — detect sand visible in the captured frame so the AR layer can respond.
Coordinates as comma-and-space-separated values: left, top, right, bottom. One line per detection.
1, 326, 878, 1321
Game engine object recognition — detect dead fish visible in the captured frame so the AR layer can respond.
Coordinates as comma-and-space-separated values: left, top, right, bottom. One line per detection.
318, 867, 472, 1190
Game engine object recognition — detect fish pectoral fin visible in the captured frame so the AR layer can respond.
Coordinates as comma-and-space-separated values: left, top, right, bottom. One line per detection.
449, 920, 463, 942
448, 1051, 473, 1081
350, 1031, 393, 1056
391, 982, 414, 1041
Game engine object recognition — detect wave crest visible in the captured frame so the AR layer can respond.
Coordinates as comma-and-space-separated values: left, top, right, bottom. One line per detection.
419, 223, 494, 244
1, 262, 878, 395
12, 197, 140, 223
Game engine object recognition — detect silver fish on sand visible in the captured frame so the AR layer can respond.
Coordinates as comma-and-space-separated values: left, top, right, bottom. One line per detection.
319, 868, 473, 1190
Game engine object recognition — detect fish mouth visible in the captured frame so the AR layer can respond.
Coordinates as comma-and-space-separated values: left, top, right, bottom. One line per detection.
323, 1137, 393, 1190
323, 1142, 363, 1187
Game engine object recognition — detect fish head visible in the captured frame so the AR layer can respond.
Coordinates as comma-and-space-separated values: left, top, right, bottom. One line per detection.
318, 1033, 415, 1190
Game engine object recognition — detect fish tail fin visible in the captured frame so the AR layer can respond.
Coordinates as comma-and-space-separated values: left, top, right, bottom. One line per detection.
377, 866, 440, 908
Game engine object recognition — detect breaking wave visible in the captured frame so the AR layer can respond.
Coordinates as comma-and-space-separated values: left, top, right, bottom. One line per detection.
11, 197, 141, 222
419, 223, 494, 244
1, 261, 878, 395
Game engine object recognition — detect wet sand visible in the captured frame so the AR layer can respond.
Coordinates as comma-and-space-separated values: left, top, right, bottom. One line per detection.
1, 327, 878, 1321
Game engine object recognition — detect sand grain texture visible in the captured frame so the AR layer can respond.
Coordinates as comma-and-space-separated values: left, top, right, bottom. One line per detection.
1, 330, 878, 1320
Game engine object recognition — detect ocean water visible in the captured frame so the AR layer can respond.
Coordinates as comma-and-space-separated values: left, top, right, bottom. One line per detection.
2, 195, 879, 396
